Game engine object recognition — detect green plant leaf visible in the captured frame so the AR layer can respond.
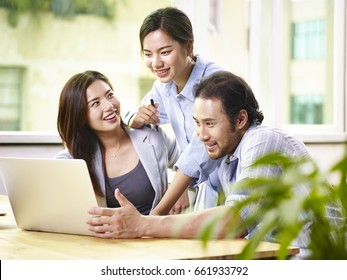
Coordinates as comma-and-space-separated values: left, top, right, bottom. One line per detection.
199, 151, 347, 259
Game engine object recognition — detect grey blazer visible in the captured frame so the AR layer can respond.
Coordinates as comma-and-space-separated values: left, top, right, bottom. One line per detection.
55, 126, 181, 209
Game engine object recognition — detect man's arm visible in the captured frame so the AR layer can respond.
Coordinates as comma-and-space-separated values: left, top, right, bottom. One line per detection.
87, 189, 247, 239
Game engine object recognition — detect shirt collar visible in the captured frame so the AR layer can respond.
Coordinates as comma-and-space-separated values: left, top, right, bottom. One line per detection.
232, 124, 258, 159
162, 55, 208, 102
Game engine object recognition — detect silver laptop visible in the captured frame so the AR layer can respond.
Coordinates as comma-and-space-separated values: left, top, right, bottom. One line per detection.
0, 157, 99, 236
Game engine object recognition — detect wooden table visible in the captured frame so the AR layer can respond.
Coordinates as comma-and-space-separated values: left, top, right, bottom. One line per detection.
0, 195, 299, 260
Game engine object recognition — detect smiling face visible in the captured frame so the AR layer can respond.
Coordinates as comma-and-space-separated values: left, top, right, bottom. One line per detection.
193, 97, 247, 160
142, 29, 193, 88
86, 79, 121, 135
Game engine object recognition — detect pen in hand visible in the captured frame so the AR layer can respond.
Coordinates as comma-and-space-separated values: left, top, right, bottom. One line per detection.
150, 99, 159, 131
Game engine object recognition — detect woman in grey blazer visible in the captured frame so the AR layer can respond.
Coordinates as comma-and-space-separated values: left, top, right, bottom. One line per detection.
56, 70, 180, 215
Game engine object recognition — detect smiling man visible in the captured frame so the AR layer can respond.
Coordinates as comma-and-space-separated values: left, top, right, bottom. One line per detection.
86, 70, 311, 257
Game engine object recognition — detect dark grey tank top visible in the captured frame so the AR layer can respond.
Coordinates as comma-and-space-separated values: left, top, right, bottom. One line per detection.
106, 160, 155, 215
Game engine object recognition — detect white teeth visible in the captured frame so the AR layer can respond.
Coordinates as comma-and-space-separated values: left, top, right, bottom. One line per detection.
104, 112, 116, 120
156, 69, 168, 74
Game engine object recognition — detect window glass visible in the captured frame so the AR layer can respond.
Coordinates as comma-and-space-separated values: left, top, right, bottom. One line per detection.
0, 67, 24, 131
0, 1, 171, 134
288, 0, 333, 126
290, 95, 323, 124
249, 0, 344, 139
292, 19, 326, 60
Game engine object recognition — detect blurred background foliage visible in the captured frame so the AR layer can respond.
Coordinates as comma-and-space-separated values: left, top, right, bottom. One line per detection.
0, 0, 117, 27
200, 151, 347, 260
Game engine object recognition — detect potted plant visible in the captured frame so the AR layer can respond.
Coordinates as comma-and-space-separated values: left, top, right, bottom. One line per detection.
200, 151, 347, 259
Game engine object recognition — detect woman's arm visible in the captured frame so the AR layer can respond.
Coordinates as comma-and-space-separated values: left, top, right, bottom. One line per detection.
168, 189, 190, 215
151, 169, 192, 215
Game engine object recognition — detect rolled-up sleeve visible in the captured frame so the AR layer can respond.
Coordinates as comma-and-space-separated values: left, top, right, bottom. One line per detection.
175, 133, 221, 185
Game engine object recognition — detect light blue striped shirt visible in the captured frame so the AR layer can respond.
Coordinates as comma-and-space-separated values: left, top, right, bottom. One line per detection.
218, 124, 311, 257
219, 125, 310, 192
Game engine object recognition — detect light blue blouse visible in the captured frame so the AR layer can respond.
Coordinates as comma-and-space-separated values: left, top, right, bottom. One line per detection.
124, 55, 224, 186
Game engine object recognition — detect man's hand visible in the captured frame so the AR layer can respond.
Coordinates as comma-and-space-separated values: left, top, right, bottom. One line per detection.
87, 189, 144, 238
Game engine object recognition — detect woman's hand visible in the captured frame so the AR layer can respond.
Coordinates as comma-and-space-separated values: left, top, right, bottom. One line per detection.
129, 101, 159, 128
169, 189, 190, 215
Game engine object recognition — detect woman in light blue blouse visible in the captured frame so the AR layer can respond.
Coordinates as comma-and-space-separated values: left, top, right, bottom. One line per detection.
124, 7, 224, 215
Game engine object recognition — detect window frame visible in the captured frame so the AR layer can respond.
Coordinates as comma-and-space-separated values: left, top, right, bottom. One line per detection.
0, 131, 61, 144
1, 0, 346, 144
249, 0, 346, 143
